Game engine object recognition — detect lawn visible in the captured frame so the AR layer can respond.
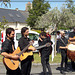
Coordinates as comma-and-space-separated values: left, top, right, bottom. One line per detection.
0, 53, 70, 63
0, 54, 3, 62
33, 53, 61, 63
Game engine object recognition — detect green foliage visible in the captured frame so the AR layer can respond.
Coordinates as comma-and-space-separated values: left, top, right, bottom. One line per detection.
26, 0, 50, 28
65, 0, 75, 14
0, 16, 8, 30
32, 29, 41, 33
35, 7, 75, 30
0, 0, 11, 7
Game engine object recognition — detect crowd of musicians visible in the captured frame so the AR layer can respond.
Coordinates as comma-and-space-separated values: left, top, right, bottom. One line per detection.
1, 27, 75, 75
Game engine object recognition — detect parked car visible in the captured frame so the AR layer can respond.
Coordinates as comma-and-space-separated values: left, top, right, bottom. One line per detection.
1, 30, 39, 53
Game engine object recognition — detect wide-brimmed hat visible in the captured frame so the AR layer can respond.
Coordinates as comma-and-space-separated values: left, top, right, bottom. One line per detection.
60, 31, 65, 34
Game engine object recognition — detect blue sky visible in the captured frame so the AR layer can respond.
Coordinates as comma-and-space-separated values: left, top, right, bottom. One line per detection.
0, 0, 74, 11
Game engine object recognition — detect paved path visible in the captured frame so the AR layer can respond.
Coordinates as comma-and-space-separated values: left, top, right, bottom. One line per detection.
0, 62, 75, 75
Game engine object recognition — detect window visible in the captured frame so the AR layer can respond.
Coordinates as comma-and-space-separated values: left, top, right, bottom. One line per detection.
29, 33, 39, 40
16, 33, 21, 41
16, 33, 39, 41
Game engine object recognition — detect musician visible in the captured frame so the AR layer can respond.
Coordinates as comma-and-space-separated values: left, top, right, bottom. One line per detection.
59, 31, 68, 74
39, 28, 45, 41
38, 32, 53, 75
1, 28, 21, 75
56, 31, 61, 53
69, 27, 75, 70
18, 27, 36, 75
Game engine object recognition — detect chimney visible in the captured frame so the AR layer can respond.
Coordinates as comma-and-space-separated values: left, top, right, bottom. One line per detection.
25, 2, 32, 11
16, 8, 18, 11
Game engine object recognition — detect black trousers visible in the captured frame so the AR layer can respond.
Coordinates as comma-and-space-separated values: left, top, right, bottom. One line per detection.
6, 67, 22, 75
41, 56, 52, 75
56, 41, 60, 53
21, 56, 32, 75
71, 61, 75, 70
61, 50, 68, 70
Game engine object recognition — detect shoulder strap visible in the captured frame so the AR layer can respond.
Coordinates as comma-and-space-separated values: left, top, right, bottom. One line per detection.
60, 38, 66, 46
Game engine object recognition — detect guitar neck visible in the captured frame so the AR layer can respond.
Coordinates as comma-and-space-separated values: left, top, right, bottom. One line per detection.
18, 44, 31, 56
35, 44, 46, 50
18, 43, 50, 56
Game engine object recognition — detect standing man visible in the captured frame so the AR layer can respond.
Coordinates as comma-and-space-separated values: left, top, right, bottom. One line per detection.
38, 32, 53, 75
18, 27, 36, 75
46, 31, 51, 40
69, 27, 75, 70
56, 31, 61, 53
39, 28, 45, 41
59, 31, 68, 74
1, 28, 21, 75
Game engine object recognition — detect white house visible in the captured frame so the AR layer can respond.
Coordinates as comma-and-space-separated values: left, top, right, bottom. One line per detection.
0, 8, 29, 30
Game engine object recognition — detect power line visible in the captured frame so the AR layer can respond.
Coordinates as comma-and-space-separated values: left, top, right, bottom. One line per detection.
1, 0, 75, 2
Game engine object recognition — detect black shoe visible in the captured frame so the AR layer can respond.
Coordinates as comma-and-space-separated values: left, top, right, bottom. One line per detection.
65, 68, 69, 72
43, 73, 47, 75
60, 70, 65, 74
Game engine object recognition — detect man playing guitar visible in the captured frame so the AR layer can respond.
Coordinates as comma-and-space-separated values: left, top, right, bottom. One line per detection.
1, 28, 22, 75
18, 27, 36, 75
69, 27, 75, 70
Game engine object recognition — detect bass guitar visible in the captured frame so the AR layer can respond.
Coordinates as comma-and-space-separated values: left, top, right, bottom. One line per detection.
3, 42, 51, 70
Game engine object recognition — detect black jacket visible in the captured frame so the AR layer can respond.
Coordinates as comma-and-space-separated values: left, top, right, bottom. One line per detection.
1, 39, 15, 53
38, 37, 53, 58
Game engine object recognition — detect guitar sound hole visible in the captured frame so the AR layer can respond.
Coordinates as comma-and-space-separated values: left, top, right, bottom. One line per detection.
22, 54, 24, 56
11, 60, 15, 65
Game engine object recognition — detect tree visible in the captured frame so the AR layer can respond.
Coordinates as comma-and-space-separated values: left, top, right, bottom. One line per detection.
59, 8, 75, 29
26, 0, 50, 28
35, 7, 61, 29
65, 0, 75, 14
0, 0, 11, 7
35, 7, 75, 30
0, 16, 8, 30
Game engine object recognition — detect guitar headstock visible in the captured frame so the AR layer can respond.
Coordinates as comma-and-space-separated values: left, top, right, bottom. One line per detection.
45, 43, 51, 47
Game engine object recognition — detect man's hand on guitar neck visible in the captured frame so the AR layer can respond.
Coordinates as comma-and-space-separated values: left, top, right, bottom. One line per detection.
28, 46, 36, 51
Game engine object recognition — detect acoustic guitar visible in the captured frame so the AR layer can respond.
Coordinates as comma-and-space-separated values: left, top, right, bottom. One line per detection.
3, 42, 51, 70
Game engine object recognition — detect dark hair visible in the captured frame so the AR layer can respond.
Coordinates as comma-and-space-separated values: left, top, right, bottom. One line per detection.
21, 27, 28, 37
40, 32, 46, 37
57, 31, 60, 33
6, 28, 14, 37
41, 28, 44, 32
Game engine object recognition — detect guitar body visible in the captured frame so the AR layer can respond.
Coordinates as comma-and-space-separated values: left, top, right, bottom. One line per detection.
17, 46, 33, 61
20, 51, 33, 61
3, 47, 33, 70
3, 56, 19, 70
3, 47, 21, 70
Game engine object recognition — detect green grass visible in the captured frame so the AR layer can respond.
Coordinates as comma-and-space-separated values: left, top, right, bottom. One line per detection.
49, 53, 61, 63
32, 29, 41, 33
0, 53, 70, 63
33, 53, 61, 63
0, 55, 3, 62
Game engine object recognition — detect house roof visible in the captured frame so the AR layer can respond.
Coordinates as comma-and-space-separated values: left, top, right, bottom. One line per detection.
19, 10, 29, 19
0, 8, 28, 23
